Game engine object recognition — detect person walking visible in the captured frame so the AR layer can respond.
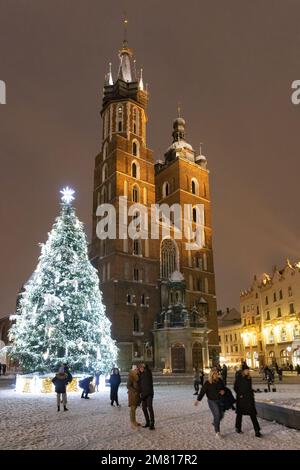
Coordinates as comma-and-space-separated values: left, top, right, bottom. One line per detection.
193, 368, 200, 395
79, 376, 94, 399
127, 365, 141, 430
199, 369, 204, 387
95, 372, 101, 392
296, 364, 300, 376
234, 363, 261, 437
109, 368, 121, 406
52, 366, 69, 412
265, 367, 274, 392
278, 367, 283, 382
194, 369, 225, 437
138, 363, 155, 430
221, 364, 228, 386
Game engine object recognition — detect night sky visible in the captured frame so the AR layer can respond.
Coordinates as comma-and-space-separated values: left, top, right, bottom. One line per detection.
1, 0, 300, 317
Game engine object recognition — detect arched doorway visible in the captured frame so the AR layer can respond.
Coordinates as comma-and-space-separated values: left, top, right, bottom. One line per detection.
171, 344, 185, 373
192, 342, 203, 370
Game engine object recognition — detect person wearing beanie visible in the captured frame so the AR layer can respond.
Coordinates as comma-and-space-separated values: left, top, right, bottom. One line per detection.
234, 364, 262, 437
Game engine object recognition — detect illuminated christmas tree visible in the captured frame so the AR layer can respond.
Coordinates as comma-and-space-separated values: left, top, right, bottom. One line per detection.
9, 187, 117, 373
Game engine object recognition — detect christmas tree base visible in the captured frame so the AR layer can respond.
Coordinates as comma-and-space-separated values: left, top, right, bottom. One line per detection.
15, 374, 82, 394
15, 373, 109, 393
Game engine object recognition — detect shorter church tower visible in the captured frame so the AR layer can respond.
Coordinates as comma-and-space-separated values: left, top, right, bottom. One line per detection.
154, 115, 220, 371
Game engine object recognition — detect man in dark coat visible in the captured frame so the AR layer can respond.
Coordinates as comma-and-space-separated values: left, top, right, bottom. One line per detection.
221, 364, 228, 385
234, 363, 261, 437
109, 368, 121, 406
52, 367, 69, 412
138, 363, 155, 430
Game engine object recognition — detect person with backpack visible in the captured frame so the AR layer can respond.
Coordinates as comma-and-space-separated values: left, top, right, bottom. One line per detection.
79, 376, 94, 399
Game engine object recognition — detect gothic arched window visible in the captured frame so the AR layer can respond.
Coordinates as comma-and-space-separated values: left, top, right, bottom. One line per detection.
162, 181, 170, 198
133, 314, 140, 332
131, 161, 140, 179
102, 163, 108, 183
133, 107, 139, 135
132, 185, 139, 202
104, 111, 109, 139
117, 105, 123, 132
132, 140, 139, 157
133, 238, 142, 256
103, 142, 108, 161
191, 178, 199, 195
192, 207, 197, 223
160, 238, 178, 279
101, 185, 107, 204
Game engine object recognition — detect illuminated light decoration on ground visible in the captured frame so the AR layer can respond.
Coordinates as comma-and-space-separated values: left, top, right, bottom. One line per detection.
15, 374, 111, 393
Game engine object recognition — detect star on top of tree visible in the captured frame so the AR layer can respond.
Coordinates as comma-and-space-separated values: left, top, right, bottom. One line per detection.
60, 187, 75, 204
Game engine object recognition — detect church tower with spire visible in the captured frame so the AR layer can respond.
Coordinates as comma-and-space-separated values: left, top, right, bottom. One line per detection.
90, 32, 160, 370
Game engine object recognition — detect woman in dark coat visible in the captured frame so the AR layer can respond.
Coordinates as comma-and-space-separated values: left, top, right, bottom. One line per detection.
109, 368, 121, 406
234, 364, 261, 437
194, 369, 225, 437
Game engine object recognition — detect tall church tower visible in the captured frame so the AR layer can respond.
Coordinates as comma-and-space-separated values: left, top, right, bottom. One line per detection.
90, 37, 160, 370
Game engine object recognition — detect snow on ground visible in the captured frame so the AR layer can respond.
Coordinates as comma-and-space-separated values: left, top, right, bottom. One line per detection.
255, 384, 300, 410
0, 385, 300, 450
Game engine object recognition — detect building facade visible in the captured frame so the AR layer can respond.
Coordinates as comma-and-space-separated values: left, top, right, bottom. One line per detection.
218, 308, 244, 367
89, 37, 219, 371
240, 261, 300, 368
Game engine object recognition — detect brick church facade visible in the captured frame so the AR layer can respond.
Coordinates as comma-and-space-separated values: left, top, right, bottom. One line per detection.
89, 38, 219, 372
